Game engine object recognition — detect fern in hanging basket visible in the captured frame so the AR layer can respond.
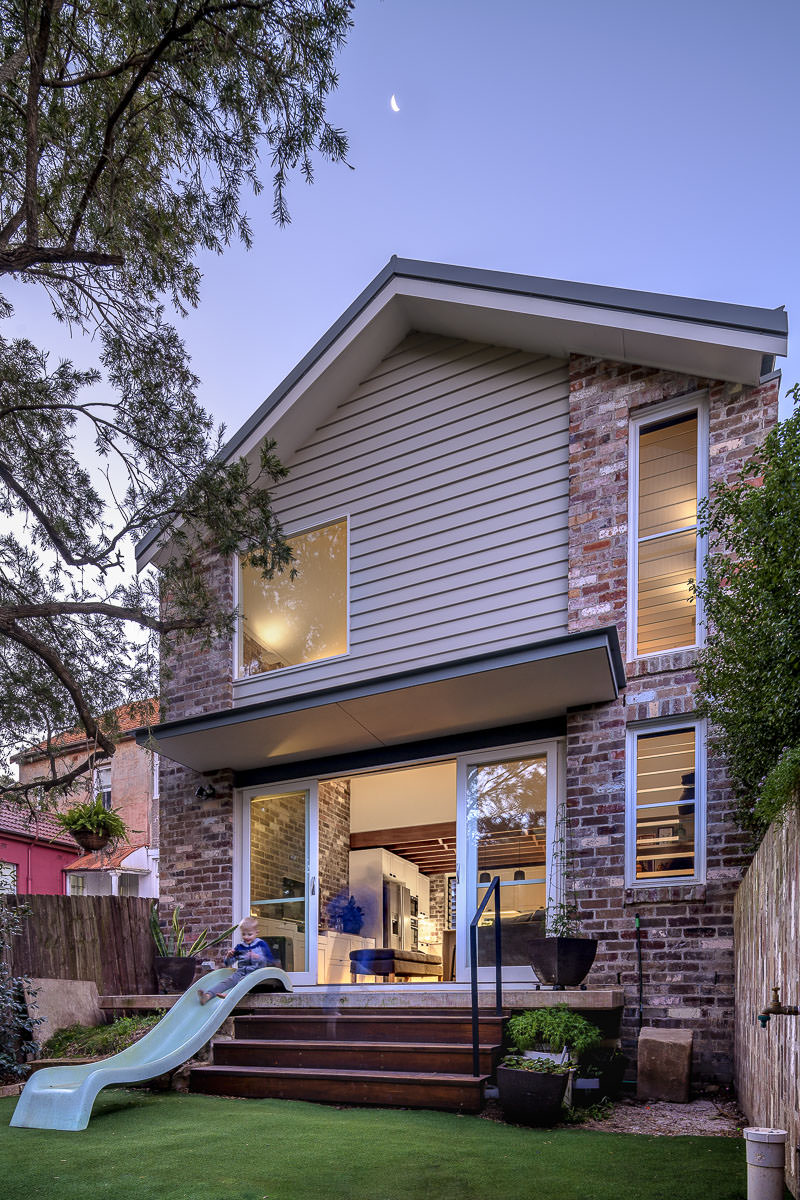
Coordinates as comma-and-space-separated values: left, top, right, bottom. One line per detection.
56, 795, 129, 850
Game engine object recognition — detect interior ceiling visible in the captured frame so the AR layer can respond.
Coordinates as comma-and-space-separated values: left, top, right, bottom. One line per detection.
350, 821, 546, 876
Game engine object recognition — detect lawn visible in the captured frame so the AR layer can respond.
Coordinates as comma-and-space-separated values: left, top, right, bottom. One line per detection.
0, 1091, 750, 1200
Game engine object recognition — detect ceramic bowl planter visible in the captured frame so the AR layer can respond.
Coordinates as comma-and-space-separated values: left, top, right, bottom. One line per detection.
528, 935, 598, 987
497, 1059, 570, 1126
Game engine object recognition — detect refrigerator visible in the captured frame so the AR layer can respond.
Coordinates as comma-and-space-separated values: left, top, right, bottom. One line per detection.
382, 877, 412, 950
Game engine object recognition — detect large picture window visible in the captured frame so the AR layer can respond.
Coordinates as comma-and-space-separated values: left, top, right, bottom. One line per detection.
629, 401, 707, 658
626, 723, 705, 885
238, 517, 348, 677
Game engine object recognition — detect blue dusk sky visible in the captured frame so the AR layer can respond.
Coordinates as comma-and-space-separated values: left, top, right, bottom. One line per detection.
8, 0, 800, 430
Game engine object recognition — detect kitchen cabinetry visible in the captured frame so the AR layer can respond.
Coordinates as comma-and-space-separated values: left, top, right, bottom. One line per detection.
317, 931, 375, 984
349, 848, 430, 946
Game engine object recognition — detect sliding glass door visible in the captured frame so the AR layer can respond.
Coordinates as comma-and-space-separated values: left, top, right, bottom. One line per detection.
238, 781, 318, 985
456, 743, 559, 983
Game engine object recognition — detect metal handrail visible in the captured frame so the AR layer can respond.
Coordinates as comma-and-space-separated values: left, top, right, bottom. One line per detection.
469, 875, 502, 1077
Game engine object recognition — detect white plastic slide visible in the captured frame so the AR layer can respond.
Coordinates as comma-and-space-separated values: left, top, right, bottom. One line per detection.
10, 966, 292, 1131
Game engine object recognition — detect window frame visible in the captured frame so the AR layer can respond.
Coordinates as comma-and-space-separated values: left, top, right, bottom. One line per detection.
625, 717, 707, 888
627, 394, 709, 661
94, 764, 112, 811
234, 512, 351, 682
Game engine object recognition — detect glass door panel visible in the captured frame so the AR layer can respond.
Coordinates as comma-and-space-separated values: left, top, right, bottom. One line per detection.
248, 787, 316, 983
458, 749, 555, 982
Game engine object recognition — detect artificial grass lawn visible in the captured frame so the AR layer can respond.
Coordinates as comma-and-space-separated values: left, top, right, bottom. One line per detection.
0, 1091, 749, 1200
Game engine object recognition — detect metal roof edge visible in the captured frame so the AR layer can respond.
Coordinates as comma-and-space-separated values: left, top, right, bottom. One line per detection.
135, 625, 625, 746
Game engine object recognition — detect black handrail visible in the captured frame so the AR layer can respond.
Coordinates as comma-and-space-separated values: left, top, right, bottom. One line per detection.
469, 875, 502, 1077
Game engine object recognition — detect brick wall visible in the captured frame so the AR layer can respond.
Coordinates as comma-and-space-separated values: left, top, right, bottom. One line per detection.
566, 357, 779, 1084
157, 761, 235, 946
161, 552, 234, 721
318, 779, 350, 929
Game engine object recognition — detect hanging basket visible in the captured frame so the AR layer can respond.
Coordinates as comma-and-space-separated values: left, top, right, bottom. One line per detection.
72, 830, 111, 853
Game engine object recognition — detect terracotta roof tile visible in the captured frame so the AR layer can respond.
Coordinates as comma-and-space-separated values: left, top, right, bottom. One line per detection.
65, 840, 149, 871
19, 699, 159, 761
0, 803, 78, 849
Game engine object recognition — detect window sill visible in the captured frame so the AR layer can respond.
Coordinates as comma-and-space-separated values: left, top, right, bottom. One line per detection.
624, 882, 706, 905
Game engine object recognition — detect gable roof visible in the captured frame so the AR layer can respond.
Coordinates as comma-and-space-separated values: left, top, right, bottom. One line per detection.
17, 699, 159, 765
136, 257, 788, 570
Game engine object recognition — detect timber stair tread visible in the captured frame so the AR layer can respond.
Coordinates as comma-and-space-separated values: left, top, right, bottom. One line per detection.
194, 1065, 490, 1084
191, 1004, 505, 1112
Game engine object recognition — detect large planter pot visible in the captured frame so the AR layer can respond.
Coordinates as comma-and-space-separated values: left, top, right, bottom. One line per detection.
528, 936, 597, 987
154, 955, 198, 994
72, 830, 111, 853
497, 1066, 569, 1126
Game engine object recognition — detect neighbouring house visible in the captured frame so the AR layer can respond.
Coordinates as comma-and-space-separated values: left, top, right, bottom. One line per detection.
16, 701, 160, 899
136, 259, 787, 1086
0, 804, 78, 894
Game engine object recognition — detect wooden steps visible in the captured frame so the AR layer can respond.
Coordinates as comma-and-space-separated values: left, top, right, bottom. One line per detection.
189, 1007, 505, 1112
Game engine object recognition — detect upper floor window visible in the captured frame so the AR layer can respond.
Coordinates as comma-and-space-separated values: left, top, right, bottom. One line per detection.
626, 722, 706, 886
237, 517, 348, 677
629, 400, 707, 658
95, 764, 112, 810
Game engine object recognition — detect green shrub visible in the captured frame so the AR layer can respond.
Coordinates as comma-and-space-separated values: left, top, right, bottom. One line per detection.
754, 744, 800, 828
506, 1005, 603, 1058
500, 1054, 571, 1074
55, 795, 129, 842
0, 902, 41, 1081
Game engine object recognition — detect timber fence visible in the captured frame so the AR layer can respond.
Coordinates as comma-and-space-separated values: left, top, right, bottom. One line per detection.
734, 806, 800, 1198
5, 894, 156, 996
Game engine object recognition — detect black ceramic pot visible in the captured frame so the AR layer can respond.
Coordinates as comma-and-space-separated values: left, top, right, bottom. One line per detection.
497, 1066, 569, 1126
154, 955, 198, 994
528, 936, 598, 987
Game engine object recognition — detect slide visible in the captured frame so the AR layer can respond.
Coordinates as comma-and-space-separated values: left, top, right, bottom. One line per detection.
10, 966, 292, 1132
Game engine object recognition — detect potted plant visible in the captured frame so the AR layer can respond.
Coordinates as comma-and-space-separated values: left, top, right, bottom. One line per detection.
529, 797, 598, 987
497, 1005, 604, 1125
55, 794, 129, 853
496, 1055, 572, 1126
150, 903, 237, 993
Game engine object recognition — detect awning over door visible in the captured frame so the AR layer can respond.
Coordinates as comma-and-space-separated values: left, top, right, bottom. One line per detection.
137, 627, 624, 775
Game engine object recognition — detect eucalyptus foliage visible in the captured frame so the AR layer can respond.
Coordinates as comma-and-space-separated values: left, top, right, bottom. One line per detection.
0, 1, 353, 802
693, 393, 800, 834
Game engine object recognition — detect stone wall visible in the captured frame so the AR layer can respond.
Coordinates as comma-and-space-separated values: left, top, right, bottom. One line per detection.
735, 808, 800, 1198
566, 357, 779, 1084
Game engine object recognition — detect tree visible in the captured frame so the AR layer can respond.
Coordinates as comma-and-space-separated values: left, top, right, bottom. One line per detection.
693, 391, 800, 835
0, 0, 353, 803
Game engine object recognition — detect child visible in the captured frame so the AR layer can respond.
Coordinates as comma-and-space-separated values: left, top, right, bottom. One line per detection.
197, 917, 277, 1004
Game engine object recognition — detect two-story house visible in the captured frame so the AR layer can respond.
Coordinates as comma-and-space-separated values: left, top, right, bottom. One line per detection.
136, 259, 786, 1091
17, 701, 160, 899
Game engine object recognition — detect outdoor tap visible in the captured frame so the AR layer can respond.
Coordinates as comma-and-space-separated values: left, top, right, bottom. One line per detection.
757, 986, 800, 1028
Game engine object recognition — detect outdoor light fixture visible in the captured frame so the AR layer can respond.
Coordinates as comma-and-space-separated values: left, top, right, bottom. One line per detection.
195, 784, 217, 800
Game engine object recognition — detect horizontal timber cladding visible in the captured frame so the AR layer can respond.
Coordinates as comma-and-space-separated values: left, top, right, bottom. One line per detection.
235, 333, 570, 704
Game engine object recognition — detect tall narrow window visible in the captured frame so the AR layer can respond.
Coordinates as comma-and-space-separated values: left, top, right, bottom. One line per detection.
238, 518, 348, 677
633, 410, 701, 656
628, 725, 704, 884
95, 765, 112, 810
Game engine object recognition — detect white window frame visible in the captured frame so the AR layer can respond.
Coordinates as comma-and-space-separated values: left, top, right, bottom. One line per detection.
627, 394, 709, 661
94, 764, 112, 810
233, 513, 351, 683
625, 718, 707, 888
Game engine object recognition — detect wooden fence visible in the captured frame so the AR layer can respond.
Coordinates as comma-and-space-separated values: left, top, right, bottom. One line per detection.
5, 894, 156, 996
734, 806, 800, 1199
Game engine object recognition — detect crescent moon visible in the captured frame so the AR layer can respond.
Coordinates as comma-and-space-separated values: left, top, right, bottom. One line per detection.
390, 94, 400, 113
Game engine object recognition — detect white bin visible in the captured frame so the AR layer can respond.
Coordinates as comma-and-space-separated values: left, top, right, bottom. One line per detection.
743, 1128, 787, 1200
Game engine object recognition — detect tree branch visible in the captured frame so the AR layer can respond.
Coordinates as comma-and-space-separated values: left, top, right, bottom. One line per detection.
0, 245, 124, 272
0, 616, 115, 757
1, 600, 199, 636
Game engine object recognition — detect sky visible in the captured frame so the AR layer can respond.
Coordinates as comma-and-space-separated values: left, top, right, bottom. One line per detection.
8, 0, 800, 436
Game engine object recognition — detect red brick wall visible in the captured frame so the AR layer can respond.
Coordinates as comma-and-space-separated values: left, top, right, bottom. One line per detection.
566, 357, 779, 1084
318, 779, 350, 930
161, 553, 234, 721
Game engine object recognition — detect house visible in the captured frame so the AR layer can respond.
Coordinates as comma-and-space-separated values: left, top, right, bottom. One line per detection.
0, 804, 78, 894
17, 701, 160, 899
136, 259, 787, 1086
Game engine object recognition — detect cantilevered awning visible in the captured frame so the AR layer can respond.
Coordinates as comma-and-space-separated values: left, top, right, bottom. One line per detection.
138, 628, 624, 777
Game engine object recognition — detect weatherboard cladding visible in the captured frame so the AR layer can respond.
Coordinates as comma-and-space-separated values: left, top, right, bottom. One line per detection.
233, 331, 570, 706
